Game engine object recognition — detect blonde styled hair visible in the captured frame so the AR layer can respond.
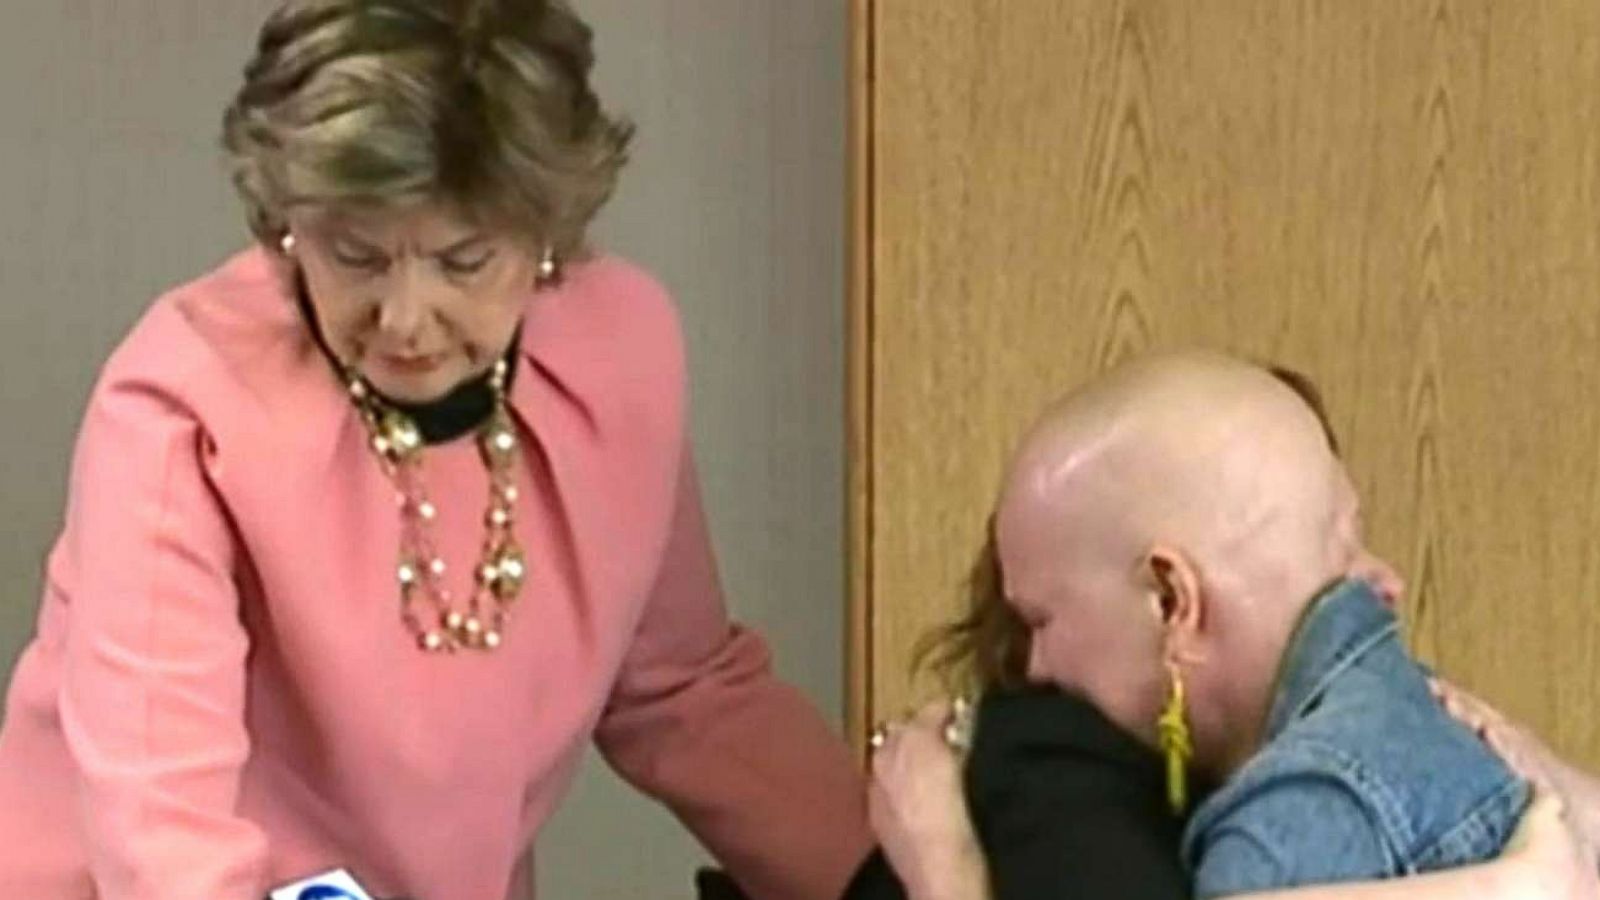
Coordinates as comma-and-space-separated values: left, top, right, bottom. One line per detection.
222, 0, 632, 257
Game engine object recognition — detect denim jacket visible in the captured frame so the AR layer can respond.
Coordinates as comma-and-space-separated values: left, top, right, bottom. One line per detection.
1182, 579, 1528, 898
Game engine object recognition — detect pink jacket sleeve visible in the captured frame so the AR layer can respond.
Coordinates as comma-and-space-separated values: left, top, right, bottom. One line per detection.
56, 371, 269, 899
594, 448, 873, 900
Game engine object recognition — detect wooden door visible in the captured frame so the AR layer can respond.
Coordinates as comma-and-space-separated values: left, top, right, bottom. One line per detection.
849, 0, 1600, 769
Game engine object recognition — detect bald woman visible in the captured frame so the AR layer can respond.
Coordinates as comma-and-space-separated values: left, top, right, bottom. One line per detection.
866, 352, 1597, 900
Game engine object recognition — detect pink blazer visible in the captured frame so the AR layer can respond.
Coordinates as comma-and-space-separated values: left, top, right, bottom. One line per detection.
0, 249, 871, 899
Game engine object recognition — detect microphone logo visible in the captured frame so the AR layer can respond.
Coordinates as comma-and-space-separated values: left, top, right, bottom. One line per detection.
268, 868, 375, 900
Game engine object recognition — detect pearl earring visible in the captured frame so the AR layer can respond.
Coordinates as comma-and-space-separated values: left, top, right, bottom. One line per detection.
280, 233, 297, 256
537, 246, 557, 284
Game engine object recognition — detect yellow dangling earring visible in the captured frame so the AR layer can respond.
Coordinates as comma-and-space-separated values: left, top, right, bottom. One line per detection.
1157, 663, 1193, 815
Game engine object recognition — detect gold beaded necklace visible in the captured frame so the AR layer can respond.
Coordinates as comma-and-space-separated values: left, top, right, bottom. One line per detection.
345, 359, 527, 653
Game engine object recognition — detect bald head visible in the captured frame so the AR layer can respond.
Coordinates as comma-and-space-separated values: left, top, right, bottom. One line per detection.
995, 351, 1382, 773
1000, 351, 1351, 598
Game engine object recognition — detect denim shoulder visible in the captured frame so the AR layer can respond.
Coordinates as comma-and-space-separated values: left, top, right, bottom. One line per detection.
1186, 687, 1528, 899
1184, 740, 1400, 898
1282, 657, 1530, 869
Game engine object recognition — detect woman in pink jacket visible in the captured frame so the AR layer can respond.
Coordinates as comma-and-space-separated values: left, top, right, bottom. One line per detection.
0, 2, 870, 897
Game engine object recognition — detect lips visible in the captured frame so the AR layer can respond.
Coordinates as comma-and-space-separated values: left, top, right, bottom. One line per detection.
378, 353, 445, 374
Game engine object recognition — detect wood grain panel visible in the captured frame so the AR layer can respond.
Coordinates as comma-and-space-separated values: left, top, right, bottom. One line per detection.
859, 0, 1600, 767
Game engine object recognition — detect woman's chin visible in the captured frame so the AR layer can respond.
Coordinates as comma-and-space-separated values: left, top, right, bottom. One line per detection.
362, 362, 464, 404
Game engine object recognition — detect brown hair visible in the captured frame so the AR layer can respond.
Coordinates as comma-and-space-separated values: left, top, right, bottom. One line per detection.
1266, 364, 1341, 455
913, 518, 1032, 695
221, 0, 632, 257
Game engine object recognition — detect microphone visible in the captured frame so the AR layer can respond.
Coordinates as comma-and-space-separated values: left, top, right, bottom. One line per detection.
268, 867, 376, 900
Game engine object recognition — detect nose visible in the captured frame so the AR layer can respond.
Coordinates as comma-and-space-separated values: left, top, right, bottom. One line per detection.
377, 263, 431, 346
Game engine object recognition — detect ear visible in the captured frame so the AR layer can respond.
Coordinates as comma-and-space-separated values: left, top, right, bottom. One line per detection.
1145, 545, 1205, 664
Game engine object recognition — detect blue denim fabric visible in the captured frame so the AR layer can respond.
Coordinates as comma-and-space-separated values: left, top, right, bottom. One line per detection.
1182, 579, 1528, 898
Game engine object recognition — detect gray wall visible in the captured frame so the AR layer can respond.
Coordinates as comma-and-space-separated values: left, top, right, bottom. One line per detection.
542, 2, 848, 896
0, 3, 847, 898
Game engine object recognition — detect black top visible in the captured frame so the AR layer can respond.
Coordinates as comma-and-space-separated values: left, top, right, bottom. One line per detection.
698, 685, 1190, 900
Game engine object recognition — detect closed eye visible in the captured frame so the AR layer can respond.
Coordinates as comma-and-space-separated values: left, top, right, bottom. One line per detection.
1009, 597, 1047, 630
439, 250, 495, 277
329, 238, 389, 274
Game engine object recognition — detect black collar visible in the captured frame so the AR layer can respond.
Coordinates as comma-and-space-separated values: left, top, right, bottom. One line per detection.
292, 274, 521, 445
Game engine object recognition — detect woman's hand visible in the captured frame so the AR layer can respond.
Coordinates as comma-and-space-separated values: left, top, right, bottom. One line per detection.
1432, 678, 1560, 789
1499, 790, 1599, 900
868, 700, 990, 900
1433, 677, 1600, 853
1240, 790, 1599, 900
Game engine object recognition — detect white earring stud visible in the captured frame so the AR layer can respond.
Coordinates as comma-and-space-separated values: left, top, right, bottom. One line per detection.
537, 246, 557, 283
280, 232, 297, 256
